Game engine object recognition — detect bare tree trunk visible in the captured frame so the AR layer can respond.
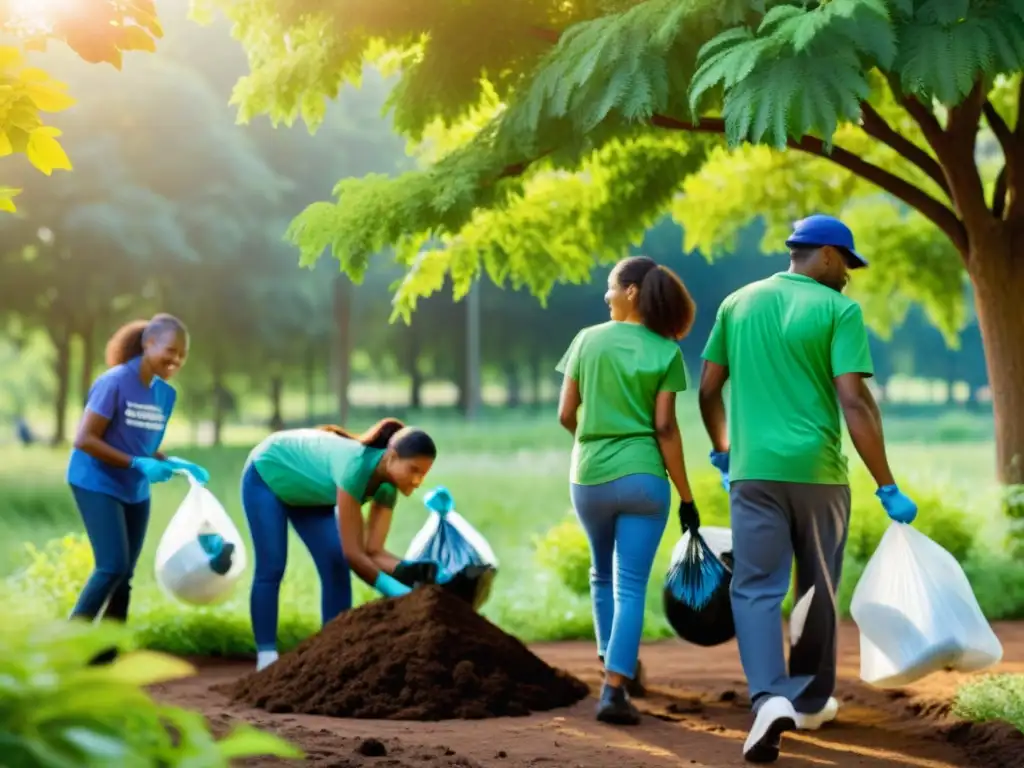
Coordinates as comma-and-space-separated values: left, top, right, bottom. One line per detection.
80, 320, 95, 404
333, 276, 353, 424
51, 324, 71, 446
212, 360, 225, 448
505, 359, 521, 408
305, 345, 316, 422
406, 321, 423, 410
269, 375, 284, 431
969, 233, 1024, 485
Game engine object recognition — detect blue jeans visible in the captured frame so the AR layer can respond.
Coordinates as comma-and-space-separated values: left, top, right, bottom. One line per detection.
241, 463, 352, 651
570, 473, 670, 679
69, 486, 151, 622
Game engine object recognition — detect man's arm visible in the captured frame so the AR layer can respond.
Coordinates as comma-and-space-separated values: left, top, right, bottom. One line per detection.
698, 360, 730, 453
835, 373, 895, 488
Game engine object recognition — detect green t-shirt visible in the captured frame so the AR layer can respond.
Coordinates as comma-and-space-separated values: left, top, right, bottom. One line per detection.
247, 428, 398, 508
556, 321, 688, 485
701, 272, 874, 485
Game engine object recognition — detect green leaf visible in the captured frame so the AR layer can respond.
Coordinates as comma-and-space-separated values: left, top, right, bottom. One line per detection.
216, 725, 305, 760
916, 0, 970, 25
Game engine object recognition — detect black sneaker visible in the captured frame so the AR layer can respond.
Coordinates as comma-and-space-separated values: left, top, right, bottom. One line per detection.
596, 683, 641, 726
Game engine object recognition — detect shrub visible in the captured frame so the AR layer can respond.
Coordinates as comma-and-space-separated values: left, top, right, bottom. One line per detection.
954, 674, 1024, 732
0, 619, 301, 766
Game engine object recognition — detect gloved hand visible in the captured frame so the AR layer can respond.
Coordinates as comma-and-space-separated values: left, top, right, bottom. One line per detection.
131, 456, 174, 484
373, 571, 412, 598
164, 456, 210, 484
392, 559, 440, 587
876, 484, 918, 524
709, 450, 730, 490
435, 565, 455, 585
677, 499, 700, 533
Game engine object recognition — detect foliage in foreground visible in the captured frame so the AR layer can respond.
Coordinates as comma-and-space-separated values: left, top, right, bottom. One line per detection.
954, 674, 1024, 733
0, 619, 301, 766
0, 0, 163, 210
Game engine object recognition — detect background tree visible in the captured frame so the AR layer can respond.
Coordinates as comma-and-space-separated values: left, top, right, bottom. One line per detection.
196, 0, 1024, 484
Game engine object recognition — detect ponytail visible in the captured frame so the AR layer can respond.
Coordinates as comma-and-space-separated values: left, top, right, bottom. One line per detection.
612, 256, 696, 341
104, 313, 187, 367
319, 418, 437, 458
319, 418, 407, 450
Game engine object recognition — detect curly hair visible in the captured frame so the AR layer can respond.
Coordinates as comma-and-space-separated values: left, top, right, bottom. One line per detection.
104, 314, 188, 367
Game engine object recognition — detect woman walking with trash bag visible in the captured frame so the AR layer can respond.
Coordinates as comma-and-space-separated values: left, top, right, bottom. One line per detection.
556, 256, 699, 726
67, 314, 209, 659
241, 418, 448, 671
699, 214, 919, 764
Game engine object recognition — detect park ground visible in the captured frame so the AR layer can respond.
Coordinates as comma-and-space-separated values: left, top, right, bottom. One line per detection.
154, 627, 1024, 767
3, 397, 1024, 764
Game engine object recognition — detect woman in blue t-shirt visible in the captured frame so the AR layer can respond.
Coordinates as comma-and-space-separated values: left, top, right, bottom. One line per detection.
67, 314, 209, 639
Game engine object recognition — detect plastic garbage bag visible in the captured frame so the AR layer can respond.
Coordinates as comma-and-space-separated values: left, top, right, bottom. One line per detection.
662, 522, 735, 647
404, 486, 498, 609
155, 472, 247, 606
851, 523, 1003, 688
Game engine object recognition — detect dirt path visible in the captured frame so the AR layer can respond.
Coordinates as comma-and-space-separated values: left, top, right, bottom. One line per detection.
152, 622, 1024, 768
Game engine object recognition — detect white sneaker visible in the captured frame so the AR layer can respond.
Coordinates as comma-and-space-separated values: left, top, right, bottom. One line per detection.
743, 696, 797, 763
795, 697, 839, 730
256, 650, 279, 671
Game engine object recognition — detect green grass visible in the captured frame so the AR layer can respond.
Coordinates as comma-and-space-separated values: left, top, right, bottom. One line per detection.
1, 409, 1021, 734
954, 675, 1024, 732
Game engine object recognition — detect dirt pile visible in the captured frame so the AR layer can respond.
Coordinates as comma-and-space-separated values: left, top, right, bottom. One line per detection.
227, 585, 589, 720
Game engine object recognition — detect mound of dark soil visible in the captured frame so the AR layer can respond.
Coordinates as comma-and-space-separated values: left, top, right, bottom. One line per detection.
226, 585, 589, 720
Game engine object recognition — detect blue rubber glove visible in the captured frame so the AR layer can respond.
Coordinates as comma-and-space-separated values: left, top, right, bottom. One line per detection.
709, 450, 730, 490
131, 456, 174, 484
435, 565, 455, 585
876, 484, 918, 524
373, 571, 412, 598
164, 456, 210, 484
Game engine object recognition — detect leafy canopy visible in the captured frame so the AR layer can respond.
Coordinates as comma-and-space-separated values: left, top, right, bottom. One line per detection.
0, 0, 163, 210
195, 0, 1024, 328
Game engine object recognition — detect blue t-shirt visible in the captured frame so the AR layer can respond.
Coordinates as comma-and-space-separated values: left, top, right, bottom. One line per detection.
66, 356, 177, 503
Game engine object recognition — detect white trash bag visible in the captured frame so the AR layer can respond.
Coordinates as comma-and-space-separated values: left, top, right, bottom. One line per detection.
850, 523, 1002, 688
155, 473, 247, 606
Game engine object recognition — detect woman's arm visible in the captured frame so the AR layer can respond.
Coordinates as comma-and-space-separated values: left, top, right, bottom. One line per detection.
365, 501, 402, 574
654, 390, 694, 503
557, 375, 581, 435
336, 489, 380, 584
73, 410, 133, 469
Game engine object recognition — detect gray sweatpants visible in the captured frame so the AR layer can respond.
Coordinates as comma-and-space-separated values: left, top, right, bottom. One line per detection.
729, 480, 851, 715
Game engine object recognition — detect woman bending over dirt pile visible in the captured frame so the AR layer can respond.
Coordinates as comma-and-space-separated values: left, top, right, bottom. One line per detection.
240, 418, 449, 671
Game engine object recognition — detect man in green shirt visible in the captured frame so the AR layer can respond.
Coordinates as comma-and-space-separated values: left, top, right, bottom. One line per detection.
698, 215, 919, 763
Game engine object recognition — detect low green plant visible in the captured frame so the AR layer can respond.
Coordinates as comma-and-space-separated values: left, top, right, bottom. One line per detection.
0, 619, 302, 766
953, 674, 1024, 733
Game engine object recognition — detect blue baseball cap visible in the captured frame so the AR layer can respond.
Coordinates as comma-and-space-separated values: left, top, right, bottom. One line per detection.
784, 214, 868, 269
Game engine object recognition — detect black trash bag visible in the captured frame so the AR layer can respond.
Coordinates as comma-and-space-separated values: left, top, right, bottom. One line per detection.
403, 486, 498, 610
662, 502, 736, 647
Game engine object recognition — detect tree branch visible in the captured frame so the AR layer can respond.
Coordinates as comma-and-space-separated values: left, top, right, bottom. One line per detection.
983, 100, 1013, 156
493, 114, 967, 253
858, 101, 950, 197
992, 164, 1008, 219
902, 85, 990, 238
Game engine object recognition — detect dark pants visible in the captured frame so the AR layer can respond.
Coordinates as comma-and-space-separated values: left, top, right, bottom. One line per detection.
69, 486, 151, 623
729, 480, 851, 715
241, 463, 352, 651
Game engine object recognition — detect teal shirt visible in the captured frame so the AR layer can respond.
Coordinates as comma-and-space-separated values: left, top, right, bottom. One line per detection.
247, 428, 398, 508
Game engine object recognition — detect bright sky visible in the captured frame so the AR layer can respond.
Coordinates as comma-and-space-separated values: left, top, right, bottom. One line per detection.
7, 0, 71, 26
